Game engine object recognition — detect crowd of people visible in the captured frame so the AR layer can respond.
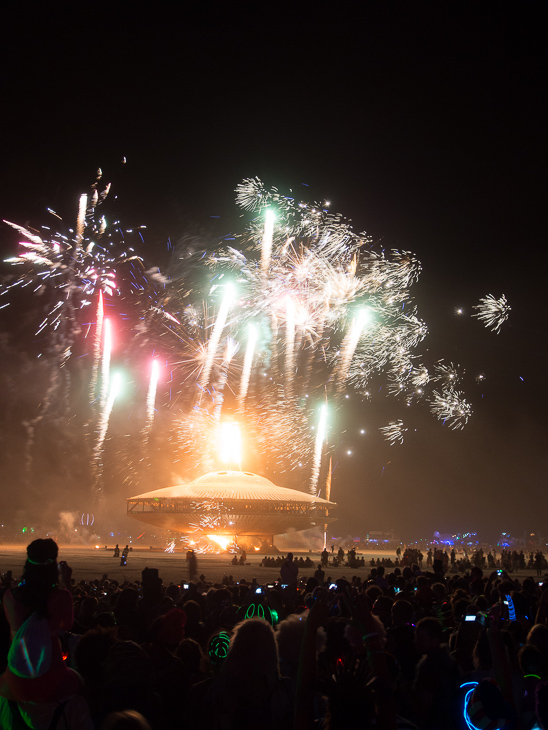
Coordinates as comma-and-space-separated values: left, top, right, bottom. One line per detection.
2, 539, 548, 729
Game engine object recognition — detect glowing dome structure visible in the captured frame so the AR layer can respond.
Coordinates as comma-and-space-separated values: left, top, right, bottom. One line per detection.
127, 470, 336, 540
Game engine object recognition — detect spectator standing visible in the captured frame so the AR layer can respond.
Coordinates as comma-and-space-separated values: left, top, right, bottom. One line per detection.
0, 539, 92, 729
280, 553, 298, 587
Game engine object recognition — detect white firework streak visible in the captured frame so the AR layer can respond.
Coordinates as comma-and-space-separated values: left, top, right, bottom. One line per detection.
99, 318, 112, 414
285, 295, 296, 400
197, 285, 234, 398
380, 420, 408, 445
93, 372, 122, 465
261, 210, 275, 273
145, 359, 160, 433
74, 194, 87, 256
88, 291, 104, 404
336, 309, 371, 391
472, 294, 511, 334
310, 404, 328, 495
237, 325, 257, 411
213, 338, 239, 422
429, 387, 472, 430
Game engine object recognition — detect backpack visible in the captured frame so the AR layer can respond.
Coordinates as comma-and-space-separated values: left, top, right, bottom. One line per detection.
7, 612, 52, 679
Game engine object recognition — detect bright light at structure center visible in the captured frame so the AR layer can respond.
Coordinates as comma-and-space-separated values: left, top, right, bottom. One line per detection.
207, 535, 231, 550
218, 421, 242, 469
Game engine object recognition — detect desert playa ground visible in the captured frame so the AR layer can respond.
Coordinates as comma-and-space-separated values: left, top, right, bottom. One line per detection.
0, 544, 397, 585
0, 544, 540, 586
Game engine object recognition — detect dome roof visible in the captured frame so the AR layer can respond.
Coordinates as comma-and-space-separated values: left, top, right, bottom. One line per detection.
131, 470, 334, 506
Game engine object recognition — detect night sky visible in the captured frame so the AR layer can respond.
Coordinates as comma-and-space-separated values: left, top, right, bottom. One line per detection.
1, 4, 547, 544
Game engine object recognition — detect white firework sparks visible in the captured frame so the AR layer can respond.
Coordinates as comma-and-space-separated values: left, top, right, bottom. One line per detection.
380, 420, 408, 445
428, 388, 472, 430
472, 294, 511, 334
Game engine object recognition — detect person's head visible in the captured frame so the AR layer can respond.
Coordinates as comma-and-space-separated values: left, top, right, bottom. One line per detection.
275, 613, 309, 668
473, 629, 492, 670
519, 643, 546, 678
372, 596, 393, 628
287, 553, 293, 562
80, 595, 98, 619
75, 627, 119, 685
114, 587, 139, 616
391, 599, 413, 627
182, 599, 202, 623
176, 637, 205, 674
100, 710, 151, 730
466, 679, 515, 729
26, 538, 58, 568
166, 583, 180, 603
528, 624, 548, 657
222, 618, 280, 696
149, 608, 186, 650
17, 539, 60, 615
104, 641, 152, 689
415, 616, 443, 654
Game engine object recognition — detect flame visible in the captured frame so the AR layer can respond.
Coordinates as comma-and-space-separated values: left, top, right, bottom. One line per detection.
207, 534, 231, 550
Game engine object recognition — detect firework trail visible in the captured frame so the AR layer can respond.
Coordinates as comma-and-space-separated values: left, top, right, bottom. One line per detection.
310, 404, 328, 495
472, 294, 511, 333
196, 284, 234, 400
213, 337, 239, 422
237, 325, 257, 411
74, 194, 87, 254
99, 318, 112, 415
284, 296, 296, 399
145, 359, 160, 434
88, 291, 104, 404
93, 372, 122, 469
261, 210, 275, 273
336, 308, 372, 392
323, 455, 333, 549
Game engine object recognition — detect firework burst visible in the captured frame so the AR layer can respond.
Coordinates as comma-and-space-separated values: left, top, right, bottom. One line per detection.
472, 294, 511, 333
380, 420, 408, 445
